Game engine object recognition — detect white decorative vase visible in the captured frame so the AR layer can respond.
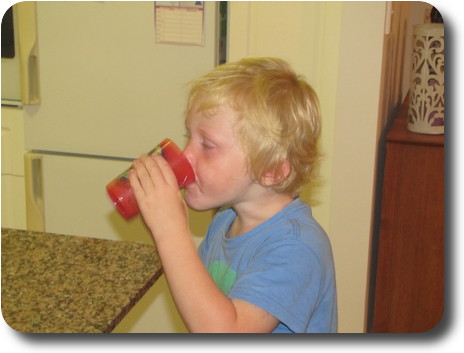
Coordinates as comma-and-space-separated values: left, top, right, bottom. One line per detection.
408, 24, 444, 135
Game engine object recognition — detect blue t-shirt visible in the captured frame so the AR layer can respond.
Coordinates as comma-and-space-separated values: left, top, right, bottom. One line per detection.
198, 198, 338, 333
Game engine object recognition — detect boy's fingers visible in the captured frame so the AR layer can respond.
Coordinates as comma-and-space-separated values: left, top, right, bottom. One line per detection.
151, 153, 178, 187
128, 168, 146, 197
131, 155, 159, 193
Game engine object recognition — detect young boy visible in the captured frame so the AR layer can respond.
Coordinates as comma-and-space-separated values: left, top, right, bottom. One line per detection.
129, 57, 337, 333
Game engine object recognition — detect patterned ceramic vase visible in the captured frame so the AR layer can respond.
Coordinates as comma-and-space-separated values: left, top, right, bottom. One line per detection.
408, 23, 444, 134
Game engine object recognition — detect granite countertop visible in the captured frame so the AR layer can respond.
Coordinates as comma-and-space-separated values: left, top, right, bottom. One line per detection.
1, 228, 162, 333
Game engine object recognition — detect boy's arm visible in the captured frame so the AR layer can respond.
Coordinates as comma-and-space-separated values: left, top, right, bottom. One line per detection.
155, 226, 279, 332
129, 154, 279, 333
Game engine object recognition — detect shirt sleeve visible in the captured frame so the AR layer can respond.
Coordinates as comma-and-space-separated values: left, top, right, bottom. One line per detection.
228, 237, 326, 333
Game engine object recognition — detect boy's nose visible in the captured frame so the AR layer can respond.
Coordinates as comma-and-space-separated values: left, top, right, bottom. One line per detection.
183, 142, 195, 169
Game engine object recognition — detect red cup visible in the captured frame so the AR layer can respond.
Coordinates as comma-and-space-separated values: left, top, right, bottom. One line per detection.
106, 138, 195, 219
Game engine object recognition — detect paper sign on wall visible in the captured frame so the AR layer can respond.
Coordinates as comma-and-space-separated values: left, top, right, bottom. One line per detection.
155, 1, 204, 46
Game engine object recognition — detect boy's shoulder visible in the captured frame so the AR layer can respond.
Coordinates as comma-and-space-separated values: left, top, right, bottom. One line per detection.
222, 199, 327, 243
204, 198, 334, 270
270, 198, 328, 244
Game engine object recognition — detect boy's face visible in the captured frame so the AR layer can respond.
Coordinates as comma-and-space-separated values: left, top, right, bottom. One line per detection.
183, 104, 259, 211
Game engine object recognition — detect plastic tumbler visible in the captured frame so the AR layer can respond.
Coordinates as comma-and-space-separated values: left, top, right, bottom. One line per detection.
106, 138, 195, 219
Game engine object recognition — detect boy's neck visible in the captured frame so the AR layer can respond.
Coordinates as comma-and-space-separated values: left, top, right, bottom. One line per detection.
228, 192, 295, 238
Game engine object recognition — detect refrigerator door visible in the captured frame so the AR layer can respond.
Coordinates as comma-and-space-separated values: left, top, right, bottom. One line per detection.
23, 2, 218, 159
25, 152, 152, 243
24, 151, 209, 242
1, 105, 27, 229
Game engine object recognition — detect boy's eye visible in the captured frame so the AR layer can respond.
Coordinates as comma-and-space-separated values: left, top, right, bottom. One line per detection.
201, 140, 214, 149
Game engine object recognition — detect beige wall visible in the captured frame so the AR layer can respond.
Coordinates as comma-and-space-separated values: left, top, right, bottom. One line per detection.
229, 1, 386, 332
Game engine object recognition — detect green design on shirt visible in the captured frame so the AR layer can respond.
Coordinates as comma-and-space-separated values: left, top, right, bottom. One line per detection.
207, 260, 237, 295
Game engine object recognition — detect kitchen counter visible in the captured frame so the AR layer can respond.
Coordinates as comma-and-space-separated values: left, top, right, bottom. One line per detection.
1, 228, 162, 333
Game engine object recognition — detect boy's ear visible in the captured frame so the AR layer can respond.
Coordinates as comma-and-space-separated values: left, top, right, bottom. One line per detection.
261, 159, 291, 186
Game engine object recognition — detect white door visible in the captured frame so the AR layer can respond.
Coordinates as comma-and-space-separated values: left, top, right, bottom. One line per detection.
24, 2, 219, 159
1, 105, 27, 229
24, 152, 153, 242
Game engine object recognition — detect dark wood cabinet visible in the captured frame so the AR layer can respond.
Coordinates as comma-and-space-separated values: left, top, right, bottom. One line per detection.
369, 99, 444, 333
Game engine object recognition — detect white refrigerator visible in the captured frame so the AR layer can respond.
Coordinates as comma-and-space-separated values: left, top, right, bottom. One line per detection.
19, 1, 222, 332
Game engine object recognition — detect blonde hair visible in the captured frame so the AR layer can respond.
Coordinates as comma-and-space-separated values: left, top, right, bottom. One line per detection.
187, 57, 321, 195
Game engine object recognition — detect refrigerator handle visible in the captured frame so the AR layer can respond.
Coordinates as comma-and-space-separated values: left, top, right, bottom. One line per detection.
16, 2, 41, 105
24, 153, 45, 231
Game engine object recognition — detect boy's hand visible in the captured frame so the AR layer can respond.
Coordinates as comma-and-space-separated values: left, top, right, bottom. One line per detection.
128, 153, 189, 239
